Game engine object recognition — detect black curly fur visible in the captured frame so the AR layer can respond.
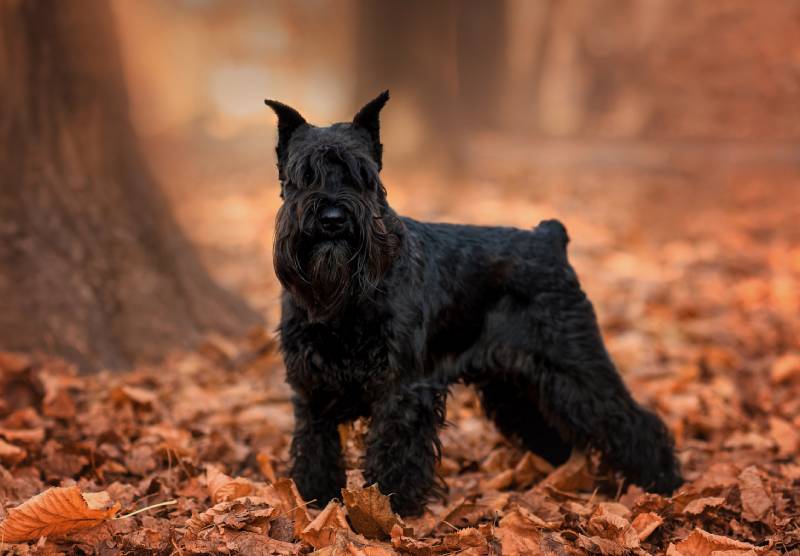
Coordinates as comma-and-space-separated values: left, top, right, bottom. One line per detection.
265, 92, 683, 516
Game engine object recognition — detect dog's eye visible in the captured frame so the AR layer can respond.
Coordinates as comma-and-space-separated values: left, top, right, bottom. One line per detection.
304, 168, 315, 186
359, 168, 374, 190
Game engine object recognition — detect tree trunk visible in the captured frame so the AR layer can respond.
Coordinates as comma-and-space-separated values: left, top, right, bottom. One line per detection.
0, 0, 262, 371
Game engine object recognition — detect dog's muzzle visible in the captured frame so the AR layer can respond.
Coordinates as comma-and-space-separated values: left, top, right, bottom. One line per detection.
316, 205, 352, 238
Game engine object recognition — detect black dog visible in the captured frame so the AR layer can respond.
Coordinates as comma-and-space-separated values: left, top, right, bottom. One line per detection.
264, 91, 682, 516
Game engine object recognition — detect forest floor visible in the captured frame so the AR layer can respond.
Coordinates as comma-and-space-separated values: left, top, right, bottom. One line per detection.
1, 157, 800, 554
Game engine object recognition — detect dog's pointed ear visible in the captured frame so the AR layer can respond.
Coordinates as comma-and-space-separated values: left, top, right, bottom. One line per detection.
352, 90, 389, 169
264, 99, 307, 165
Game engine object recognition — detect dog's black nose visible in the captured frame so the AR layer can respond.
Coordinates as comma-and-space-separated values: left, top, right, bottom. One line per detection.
319, 206, 347, 234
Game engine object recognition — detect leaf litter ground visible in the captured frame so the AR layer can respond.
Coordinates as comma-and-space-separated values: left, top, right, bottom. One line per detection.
1, 177, 799, 554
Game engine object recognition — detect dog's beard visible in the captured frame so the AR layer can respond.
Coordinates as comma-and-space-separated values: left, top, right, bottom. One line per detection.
273, 197, 401, 323
305, 239, 354, 318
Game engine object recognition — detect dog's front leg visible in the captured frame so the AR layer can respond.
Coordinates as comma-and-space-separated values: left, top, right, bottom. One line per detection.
289, 394, 345, 507
364, 381, 447, 516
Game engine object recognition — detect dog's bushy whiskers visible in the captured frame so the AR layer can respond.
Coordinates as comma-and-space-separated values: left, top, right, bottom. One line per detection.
273, 152, 402, 322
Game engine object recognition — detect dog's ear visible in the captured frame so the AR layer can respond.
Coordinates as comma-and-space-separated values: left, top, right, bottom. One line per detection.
352, 90, 390, 169
264, 99, 307, 165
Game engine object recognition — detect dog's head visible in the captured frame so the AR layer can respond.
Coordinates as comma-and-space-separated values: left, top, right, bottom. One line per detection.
265, 91, 403, 322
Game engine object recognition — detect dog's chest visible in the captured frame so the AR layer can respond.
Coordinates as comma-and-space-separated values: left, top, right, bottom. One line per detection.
282, 317, 392, 401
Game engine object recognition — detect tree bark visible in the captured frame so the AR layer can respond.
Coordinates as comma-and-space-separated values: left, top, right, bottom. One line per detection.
0, 0, 262, 371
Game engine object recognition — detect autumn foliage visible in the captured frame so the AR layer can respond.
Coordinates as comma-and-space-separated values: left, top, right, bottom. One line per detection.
1, 177, 799, 554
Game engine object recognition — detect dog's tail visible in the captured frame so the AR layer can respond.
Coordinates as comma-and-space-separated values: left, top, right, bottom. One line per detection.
535, 219, 570, 250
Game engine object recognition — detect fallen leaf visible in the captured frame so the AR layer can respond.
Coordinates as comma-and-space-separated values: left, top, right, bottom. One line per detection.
540, 449, 595, 491
587, 503, 639, 549
112, 385, 158, 406
273, 478, 312, 537
738, 466, 772, 522
576, 533, 627, 556
0, 427, 45, 445
342, 484, 401, 540
683, 497, 725, 515
39, 369, 79, 419
301, 500, 351, 548
768, 416, 799, 457
0, 439, 26, 466
0, 352, 32, 373
206, 464, 255, 503
484, 468, 514, 490
631, 512, 663, 541
256, 452, 277, 483
513, 452, 554, 488
436, 498, 492, 532
770, 352, 800, 384
494, 508, 544, 555
671, 528, 766, 555
0, 486, 119, 542
185, 496, 275, 534
442, 527, 485, 550
390, 523, 433, 556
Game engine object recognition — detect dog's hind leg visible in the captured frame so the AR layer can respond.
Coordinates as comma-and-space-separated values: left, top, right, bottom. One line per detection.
475, 375, 571, 466
364, 380, 448, 516
527, 290, 683, 494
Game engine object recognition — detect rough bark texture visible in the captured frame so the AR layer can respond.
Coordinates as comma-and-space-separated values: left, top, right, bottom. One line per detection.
0, 0, 262, 371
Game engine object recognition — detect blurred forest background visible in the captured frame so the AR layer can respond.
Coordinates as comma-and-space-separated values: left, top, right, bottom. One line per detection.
1, 1, 800, 553
3, 0, 800, 368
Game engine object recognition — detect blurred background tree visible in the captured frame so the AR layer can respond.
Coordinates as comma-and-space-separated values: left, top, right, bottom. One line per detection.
0, 0, 261, 371
2, 0, 799, 370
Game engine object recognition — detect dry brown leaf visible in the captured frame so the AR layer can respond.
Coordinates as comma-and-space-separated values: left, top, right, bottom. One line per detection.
0, 352, 32, 373
310, 527, 397, 556
587, 504, 639, 550
671, 528, 766, 555
442, 527, 485, 550
342, 484, 401, 540
205, 464, 255, 503
112, 385, 158, 406
513, 451, 554, 488
738, 466, 772, 522
0, 427, 45, 445
631, 512, 663, 541
540, 449, 595, 492
484, 468, 514, 490
273, 478, 312, 537
436, 498, 492, 532
770, 352, 800, 384
0, 486, 119, 542
723, 431, 776, 451
576, 533, 627, 556
185, 496, 275, 534
390, 523, 433, 556
39, 370, 78, 419
256, 452, 277, 483
768, 416, 799, 457
494, 508, 544, 556
0, 439, 26, 466
683, 497, 725, 515
301, 500, 351, 549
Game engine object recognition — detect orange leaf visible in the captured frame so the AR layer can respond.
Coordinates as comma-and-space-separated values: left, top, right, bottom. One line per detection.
0, 486, 119, 543
682, 497, 725, 515
272, 478, 312, 537
206, 465, 255, 504
670, 528, 766, 555
630, 512, 663, 541
342, 484, 401, 540
540, 449, 595, 492
300, 500, 351, 549
494, 508, 544, 556
0, 438, 26, 466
